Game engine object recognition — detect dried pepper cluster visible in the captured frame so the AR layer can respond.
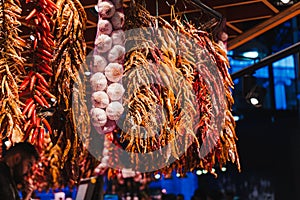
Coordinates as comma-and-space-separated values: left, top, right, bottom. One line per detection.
94, 2, 240, 177
19, 0, 57, 152
0, 0, 92, 186
0, 0, 26, 151
46, 0, 91, 184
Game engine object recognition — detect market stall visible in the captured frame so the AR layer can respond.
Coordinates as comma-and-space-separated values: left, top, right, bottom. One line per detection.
0, 0, 240, 196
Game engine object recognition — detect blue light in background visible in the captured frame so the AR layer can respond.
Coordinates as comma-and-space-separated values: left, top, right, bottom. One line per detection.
229, 54, 296, 110
149, 172, 198, 200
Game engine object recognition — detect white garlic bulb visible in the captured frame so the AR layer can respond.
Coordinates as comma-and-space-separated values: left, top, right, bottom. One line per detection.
101, 155, 110, 164
111, 30, 125, 45
106, 101, 124, 120
111, 11, 125, 30
104, 63, 123, 82
90, 72, 107, 91
102, 148, 109, 156
95, 34, 112, 53
107, 82, 125, 101
107, 45, 125, 63
93, 55, 107, 73
98, 162, 107, 169
90, 107, 107, 127
97, 20, 113, 35
91, 91, 110, 108
97, 1, 116, 18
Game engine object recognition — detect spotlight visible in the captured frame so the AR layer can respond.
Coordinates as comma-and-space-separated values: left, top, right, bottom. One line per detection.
196, 170, 202, 176
176, 173, 180, 178
250, 97, 259, 106
202, 170, 208, 174
245, 85, 267, 108
233, 116, 240, 121
243, 75, 266, 108
221, 167, 226, 172
281, 0, 290, 4
242, 51, 258, 59
276, 0, 293, 5
154, 174, 161, 180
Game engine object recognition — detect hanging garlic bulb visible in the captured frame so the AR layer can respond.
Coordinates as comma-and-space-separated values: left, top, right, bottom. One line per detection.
97, 20, 113, 35
107, 45, 125, 63
92, 55, 108, 73
95, 34, 112, 53
106, 101, 124, 120
111, 11, 125, 30
107, 83, 125, 101
90, 72, 107, 91
104, 63, 123, 82
97, 1, 116, 18
91, 91, 110, 108
111, 30, 125, 45
90, 107, 108, 127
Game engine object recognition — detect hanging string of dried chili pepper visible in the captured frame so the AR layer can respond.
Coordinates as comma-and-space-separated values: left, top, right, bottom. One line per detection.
10, 0, 59, 189
19, 0, 57, 152
47, 0, 91, 185
0, 0, 26, 147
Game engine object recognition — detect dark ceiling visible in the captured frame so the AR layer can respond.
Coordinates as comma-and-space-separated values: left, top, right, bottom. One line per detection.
80, 0, 291, 51
18, 0, 297, 52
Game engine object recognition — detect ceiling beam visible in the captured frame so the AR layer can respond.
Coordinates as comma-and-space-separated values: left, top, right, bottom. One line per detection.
212, 0, 279, 14
87, 20, 97, 26
228, 35, 238, 39
226, 22, 243, 34
228, 15, 272, 24
86, 25, 97, 29
87, 45, 94, 50
228, 1, 300, 50
213, 0, 261, 9
261, 0, 279, 13
83, 4, 95, 9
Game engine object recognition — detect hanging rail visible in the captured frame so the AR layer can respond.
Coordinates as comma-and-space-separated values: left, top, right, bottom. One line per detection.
159, 0, 222, 25
231, 42, 300, 80
188, 0, 222, 21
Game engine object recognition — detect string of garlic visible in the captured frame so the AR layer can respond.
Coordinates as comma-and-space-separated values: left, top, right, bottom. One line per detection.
91, 0, 125, 172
